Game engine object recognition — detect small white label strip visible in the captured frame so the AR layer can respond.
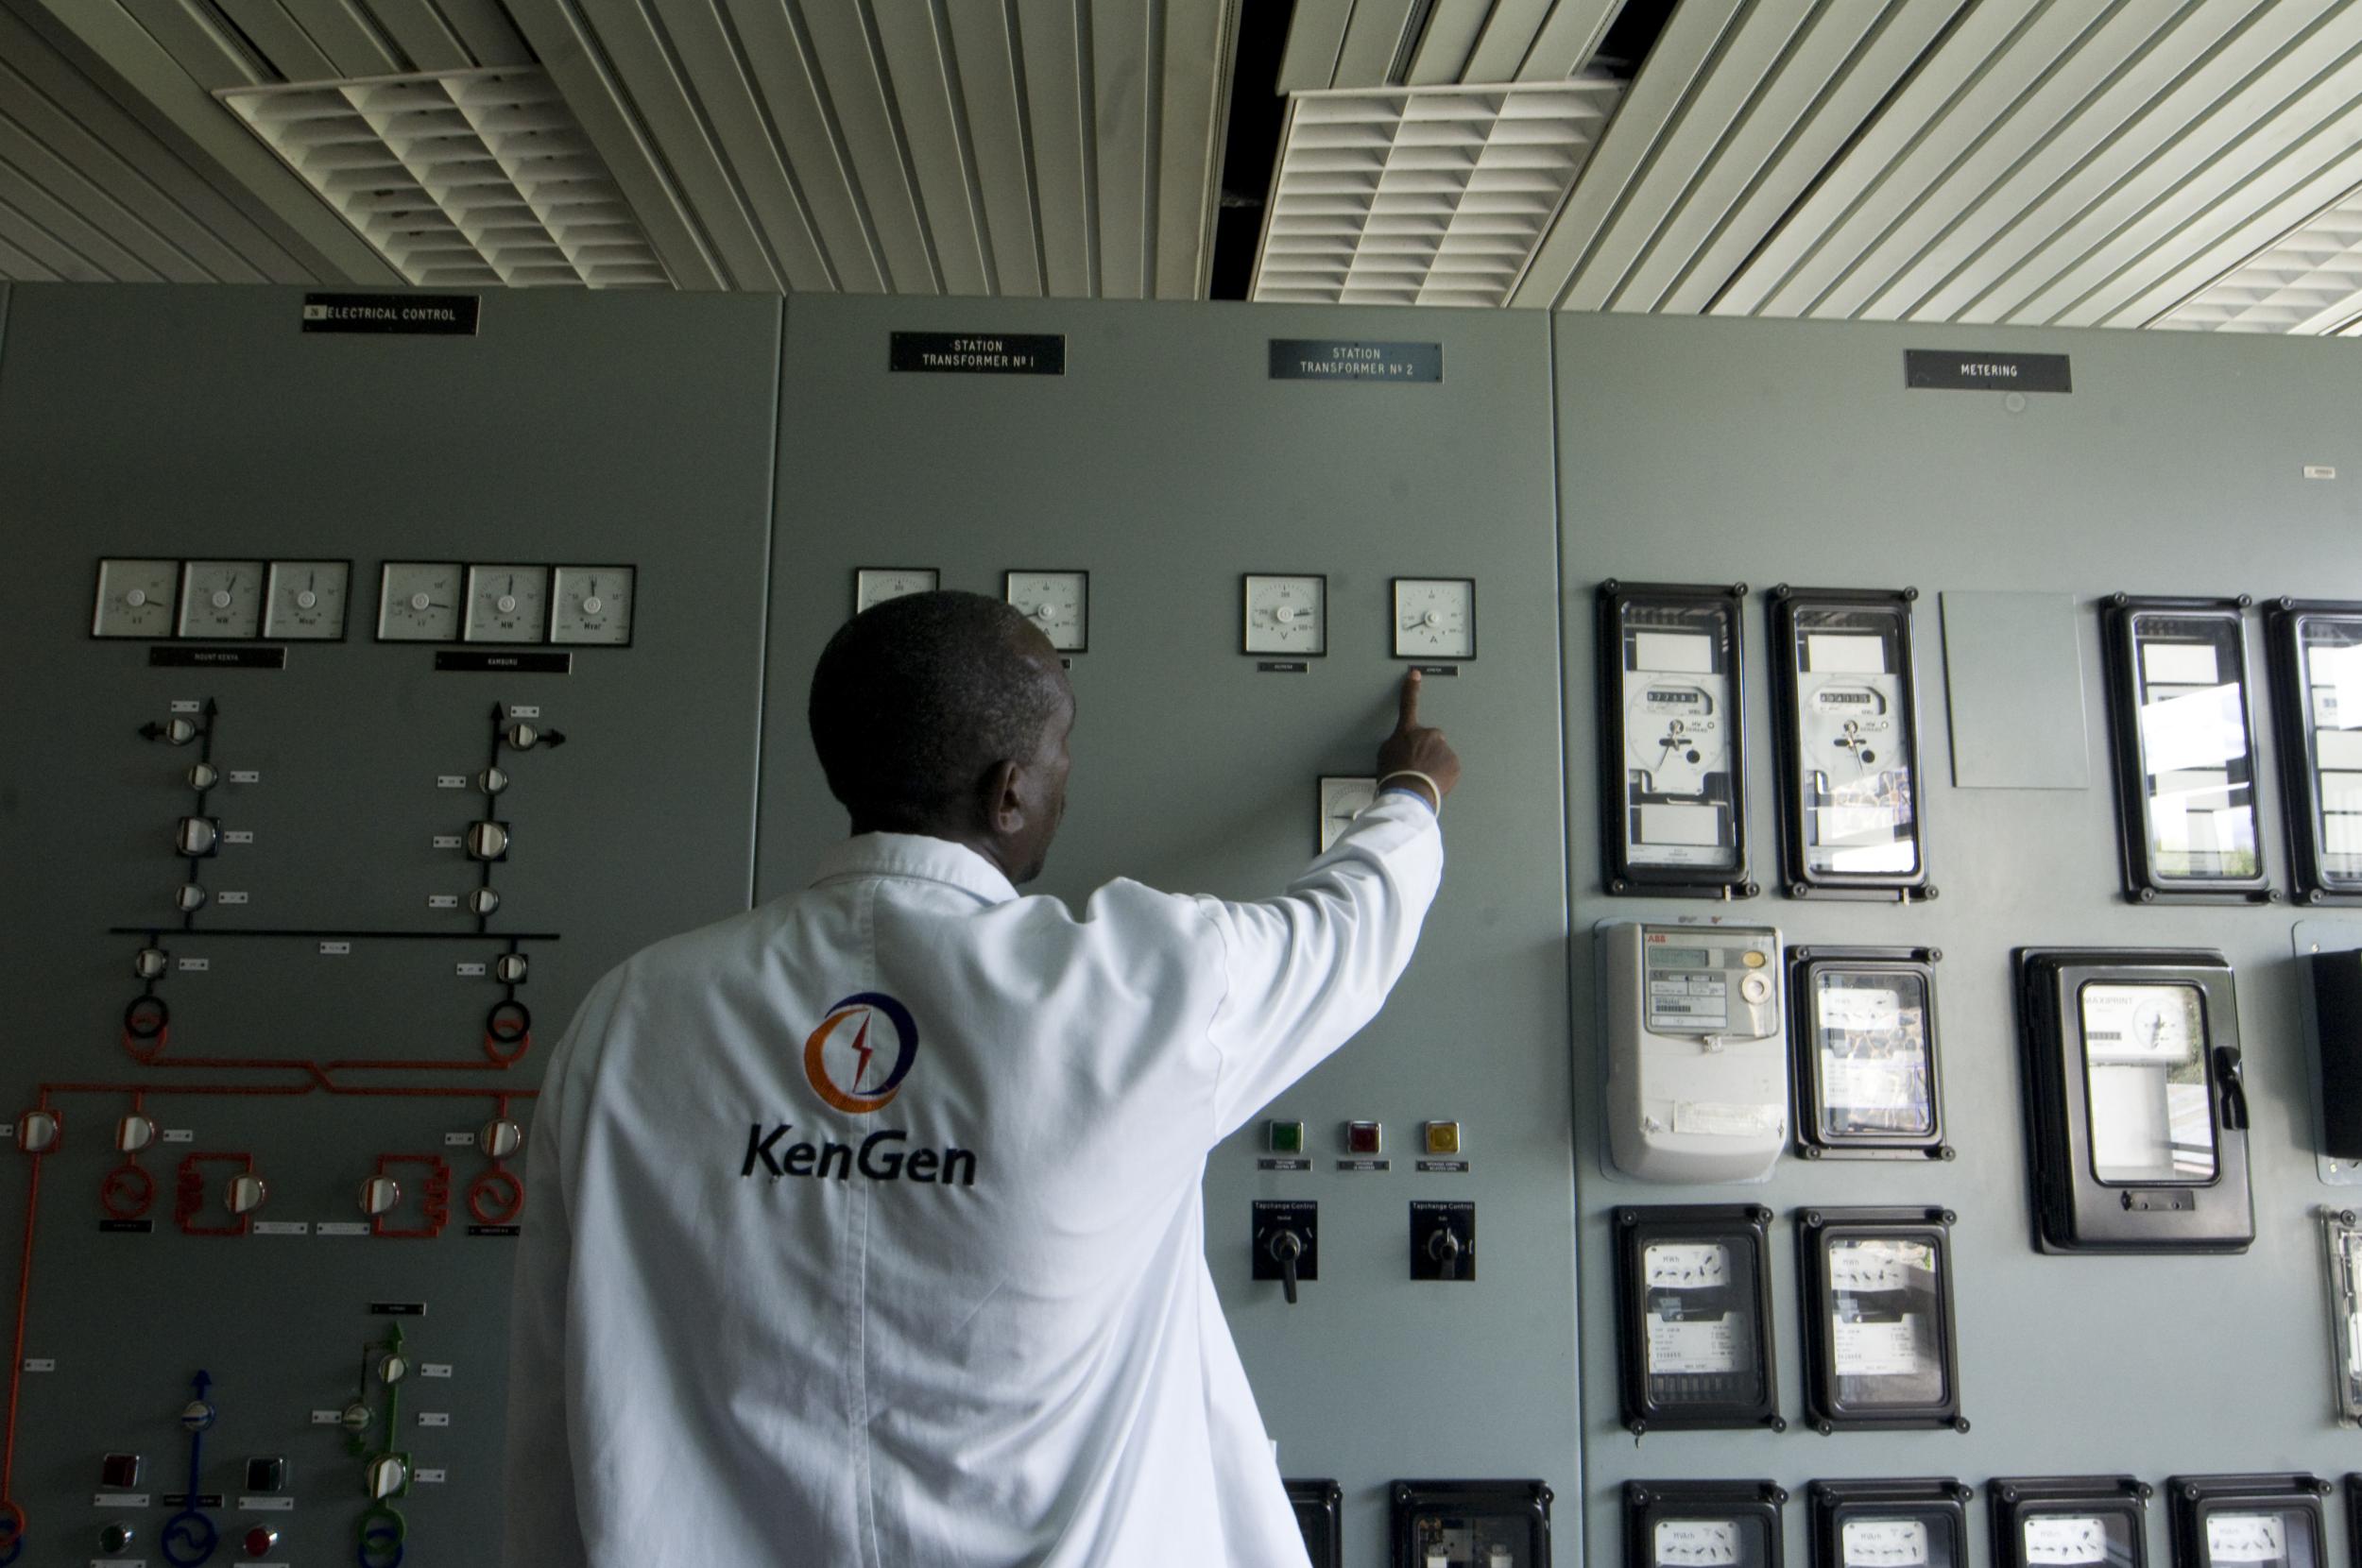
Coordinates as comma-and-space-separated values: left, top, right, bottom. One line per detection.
419, 1411, 450, 1427
215, 892, 248, 906
228, 770, 260, 785
319, 941, 351, 956
455, 962, 486, 977
90, 1556, 149, 1566
316, 1221, 369, 1237
163, 1129, 194, 1144
416, 1468, 448, 1484
422, 1362, 454, 1379
237, 1494, 295, 1511
24, 1357, 55, 1372
309, 1409, 343, 1425
437, 775, 469, 789
444, 1132, 476, 1147
251, 1221, 309, 1236
433, 834, 462, 850
427, 895, 459, 911
178, 957, 210, 973
223, 830, 254, 845
2305, 465, 2336, 480
93, 1491, 147, 1508
508, 706, 539, 718
171, 699, 202, 713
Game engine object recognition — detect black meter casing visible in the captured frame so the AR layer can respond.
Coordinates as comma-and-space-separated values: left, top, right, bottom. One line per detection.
1988, 1476, 2150, 1568
1627, 1479, 1786, 1568
1392, 1479, 1552, 1568
2014, 948, 2254, 1253
2304, 951, 2362, 1162
1806, 1479, 1971, 1568
1286, 1477, 1342, 1568
1613, 1205, 1782, 1435
2167, 1474, 2328, 1568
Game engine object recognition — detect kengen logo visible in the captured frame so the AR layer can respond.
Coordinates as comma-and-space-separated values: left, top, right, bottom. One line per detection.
802, 992, 920, 1115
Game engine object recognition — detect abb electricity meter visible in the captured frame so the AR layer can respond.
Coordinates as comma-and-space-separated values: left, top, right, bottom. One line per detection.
1603, 922, 1787, 1183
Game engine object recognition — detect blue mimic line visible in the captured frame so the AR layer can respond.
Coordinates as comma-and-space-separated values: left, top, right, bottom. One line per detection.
161, 1368, 218, 1566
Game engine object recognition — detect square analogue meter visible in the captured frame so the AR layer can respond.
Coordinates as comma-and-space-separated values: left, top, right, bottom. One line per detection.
1394, 576, 1475, 660
1318, 776, 1378, 855
1797, 1206, 1965, 1433
1599, 583, 1753, 898
1988, 1477, 2151, 1568
2266, 602, 2362, 902
2014, 948, 2252, 1253
1625, 1481, 1787, 1568
1789, 946, 1949, 1161
1613, 1205, 1782, 1434
1808, 1481, 1972, 1568
1768, 587, 1929, 900
2102, 596, 2270, 902
2166, 1476, 2329, 1568
1389, 1479, 1551, 1568
262, 560, 350, 640
854, 567, 938, 616
552, 565, 635, 646
464, 564, 551, 643
92, 558, 180, 639
1243, 573, 1326, 657
2321, 1212, 2362, 1424
176, 559, 265, 639
1004, 570, 1088, 653
377, 562, 463, 642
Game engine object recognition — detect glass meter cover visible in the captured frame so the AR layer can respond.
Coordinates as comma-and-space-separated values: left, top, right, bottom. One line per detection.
1597, 582, 1753, 898
1624, 1481, 1785, 1568
1389, 1479, 1551, 1568
1395, 577, 1475, 660
1789, 947, 1947, 1160
1797, 1207, 1964, 1432
1768, 587, 1929, 900
854, 567, 938, 616
464, 564, 551, 643
377, 562, 463, 642
92, 558, 180, 639
2166, 1475, 2326, 1568
1243, 573, 1326, 656
2266, 603, 2362, 902
1807, 1481, 1970, 1568
262, 560, 350, 640
2319, 1212, 2362, 1424
551, 566, 635, 646
2013, 949, 2252, 1253
1318, 776, 1377, 855
176, 559, 265, 639
2101, 597, 2270, 902
1613, 1205, 1781, 1433
1987, 1477, 2149, 1568
1004, 570, 1087, 653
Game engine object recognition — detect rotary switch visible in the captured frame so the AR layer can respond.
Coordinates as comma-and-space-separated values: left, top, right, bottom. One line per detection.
505, 722, 539, 750
494, 953, 528, 984
175, 817, 219, 858
466, 821, 509, 861
360, 1176, 402, 1217
185, 762, 218, 791
175, 883, 209, 912
479, 765, 509, 795
134, 946, 169, 980
16, 1111, 59, 1154
469, 887, 502, 916
480, 1117, 524, 1159
116, 1115, 155, 1152
225, 1173, 266, 1215
163, 717, 197, 746
180, 1398, 216, 1432
368, 1453, 408, 1499
378, 1353, 407, 1386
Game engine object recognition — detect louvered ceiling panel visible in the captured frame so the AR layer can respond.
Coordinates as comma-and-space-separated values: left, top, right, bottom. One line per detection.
2159, 189, 2362, 333
1282, 0, 1627, 92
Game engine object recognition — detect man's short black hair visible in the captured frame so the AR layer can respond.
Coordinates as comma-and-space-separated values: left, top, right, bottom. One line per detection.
809, 589, 1065, 826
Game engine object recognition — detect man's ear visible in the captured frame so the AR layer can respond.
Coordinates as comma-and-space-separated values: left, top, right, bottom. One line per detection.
984, 758, 1026, 835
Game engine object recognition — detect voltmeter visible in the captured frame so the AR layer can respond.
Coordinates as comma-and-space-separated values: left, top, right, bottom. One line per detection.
2166, 1475, 2328, 1568
2101, 596, 2271, 903
1601, 922, 1786, 1183
1318, 776, 1377, 854
1988, 1477, 2150, 1568
1797, 1207, 1964, 1433
377, 562, 462, 642
1243, 573, 1326, 656
1613, 1204, 1781, 1433
1391, 1479, 1551, 1568
1767, 586, 1930, 900
1789, 946, 1948, 1161
1598, 582, 1753, 899
1004, 570, 1087, 652
1809, 1482, 1971, 1568
92, 558, 180, 639
2014, 948, 2252, 1253
2266, 601, 2362, 903
1626, 1481, 1786, 1568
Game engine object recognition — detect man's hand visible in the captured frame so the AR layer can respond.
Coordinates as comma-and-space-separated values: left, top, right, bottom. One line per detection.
1376, 670, 1461, 810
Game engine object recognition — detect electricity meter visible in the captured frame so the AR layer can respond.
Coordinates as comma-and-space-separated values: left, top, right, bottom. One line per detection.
1004, 570, 1087, 653
2166, 1476, 2327, 1568
1601, 922, 1786, 1183
1797, 1207, 1964, 1433
1989, 1477, 2150, 1568
2319, 1211, 2362, 1423
2101, 596, 2271, 903
1789, 946, 1949, 1161
1598, 582, 1753, 899
1391, 1479, 1551, 1568
2266, 602, 2362, 903
1288, 1478, 1343, 1568
854, 567, 938, 615
2014, 948, 2252, 1253
1243, 573, 1326, 656
1768, 587, 1930, 900
1625, 1481, 1786, 1568
1808, 1481, 1971, 1568
1613, 1205, 1781, 1434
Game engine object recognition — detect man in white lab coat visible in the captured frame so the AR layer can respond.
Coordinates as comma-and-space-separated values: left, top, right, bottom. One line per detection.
504, 589, 1459, 1567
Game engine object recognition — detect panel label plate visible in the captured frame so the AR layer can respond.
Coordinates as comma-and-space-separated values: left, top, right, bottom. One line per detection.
1269, 338, 1443, 383
889, 332, 1065, 375
147, 647, 285, 669
1904, 349, 2071, 393
302, 293, 480, 335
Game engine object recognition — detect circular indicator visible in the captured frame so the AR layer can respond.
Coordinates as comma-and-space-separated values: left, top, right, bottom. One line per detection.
469, 1168, 523, 1226
484, 1002, 532, 1062
100, 1163, 155, 1221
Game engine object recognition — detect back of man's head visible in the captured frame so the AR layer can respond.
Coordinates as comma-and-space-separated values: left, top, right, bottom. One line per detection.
809, 589, 1063, 831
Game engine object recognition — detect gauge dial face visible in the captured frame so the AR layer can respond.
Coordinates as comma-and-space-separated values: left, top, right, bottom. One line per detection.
263, 560, 349, 639
1005, 571, 1087, 652
1643, 1241, 1730, 1290
854, 568, 938, 616
2205, 1514, 2287, 1563
464, 564, 551, 643
1394, 577, 1475, 659
1243, 573, 1326, 656
1318, 776, 1376, 854
1841, 1520, 1929, 1568
551, 565, 635, 646
2080, 982, 2204, 1064
93, 558, 180, 638
176, 560, 265, 639
377, 562, 464, 642
1655, 1521, 1742, 1567
2024, 1517, 2112, 1566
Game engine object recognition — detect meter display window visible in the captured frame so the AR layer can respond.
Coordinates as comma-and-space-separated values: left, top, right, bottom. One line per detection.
1767, 588, 1928, 900
2078, 982, 2217, 1184
1808, 1482, 1969, 1568
2103, 599, 2268, 901
2266, 605, 2362, 901
1625, 1481, 1785, 1568
2319, 1215, 2362, 1424
1598, 583, 1752, 899
1988, 1476, 2148, 1568
1790, 949, 1946, 1159
1614, 1206, 1780, 1433
1798, 1208, 1962, 1432
2167, 1478, 2326, 1568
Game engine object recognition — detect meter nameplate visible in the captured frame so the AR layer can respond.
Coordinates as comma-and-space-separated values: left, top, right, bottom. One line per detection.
1673, 1102, 1782, 1137
1643, 931, 1778, 1038
1644, 1242, 1728, 1288
1656, 1521, 1741, 1566
1647, 1316, 1740, 1374
2025, 1518, 2111, 1565
1842, 1520, 1929, 1567
1833, 1316, 1926, 1377
2206, 1515, 2285, 1562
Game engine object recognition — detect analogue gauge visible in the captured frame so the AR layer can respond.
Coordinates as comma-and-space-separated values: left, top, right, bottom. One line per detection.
1643, 1242, 1730, 1290
1004, 570, 1088, 653
463, 564, 551, 643
263, 560, 349, 639
2024, 1517, 2111, 1566
1318, 776, 1376, 854
376, 562, 463, 642
93, 558, 180, 639
854, 567, 938, 615
1393, 577, 1475, 660
551, 565, 635, 646
2080, 982, 2203, 1063
1841, 1520, 1929, 1567
2206, 1515, 2286, 1562
1243, 573, 1326, 656
1656, 1522, 1741, 1567
176, 560, 265, 639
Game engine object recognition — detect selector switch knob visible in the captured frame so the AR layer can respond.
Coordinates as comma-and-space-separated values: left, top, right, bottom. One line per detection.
242, 1524, 279, 1558
175, 883, 210, 913
186, 762, 218, 791
16, 1112, 60, 1154
479, 766, 509, 795
480, 1117, 524, 1159
505, 722, 539, 750
466, 821, 509, 861
360, 1176, 402, 1217
379, 1353, 407, 1386
180, 1399, 216, 1432
176, 817, 220, 858
225, 1173, 266, 1215
368, 1453, 408, 1499
164, 718, 197, 745
494, 953, 529, 984
134, 946, 169, 980
339, 1402, 369, 1433
116, 1115, 156, 1153
469, 887, 502, 916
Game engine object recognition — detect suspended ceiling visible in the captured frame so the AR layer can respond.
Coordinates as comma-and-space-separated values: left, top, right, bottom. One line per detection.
0, 0, 2358, 332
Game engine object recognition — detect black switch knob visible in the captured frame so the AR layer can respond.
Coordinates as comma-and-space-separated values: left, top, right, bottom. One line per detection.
1251, 1200, 1319, 1303
1271, 1230, 1305, 1305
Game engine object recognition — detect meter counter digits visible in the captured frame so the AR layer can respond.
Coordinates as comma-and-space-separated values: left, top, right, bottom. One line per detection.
1602, 923, 1786, 1184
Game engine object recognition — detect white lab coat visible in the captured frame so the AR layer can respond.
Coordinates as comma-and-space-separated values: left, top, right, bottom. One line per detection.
502, 793, 1442, 1567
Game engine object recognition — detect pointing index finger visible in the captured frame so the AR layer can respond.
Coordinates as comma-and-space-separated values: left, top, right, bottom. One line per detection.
1397, 667, 1423, 731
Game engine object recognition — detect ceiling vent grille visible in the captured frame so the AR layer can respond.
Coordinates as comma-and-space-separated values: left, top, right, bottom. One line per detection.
2154, 186, 2362, 336
1250, 82, 1622, 308
219, 68, 669, 289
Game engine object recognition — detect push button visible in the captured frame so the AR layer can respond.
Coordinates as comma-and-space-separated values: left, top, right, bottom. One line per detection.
99, 1522, 136, 1554
245, 1455, 287, 1492
243, 1524, 280, 1557
1265, 1120, 1304, 1155
99, 1452, 142, 1490
1423, 1120, 1462, 1156
1344, 1121, 1383, 1156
